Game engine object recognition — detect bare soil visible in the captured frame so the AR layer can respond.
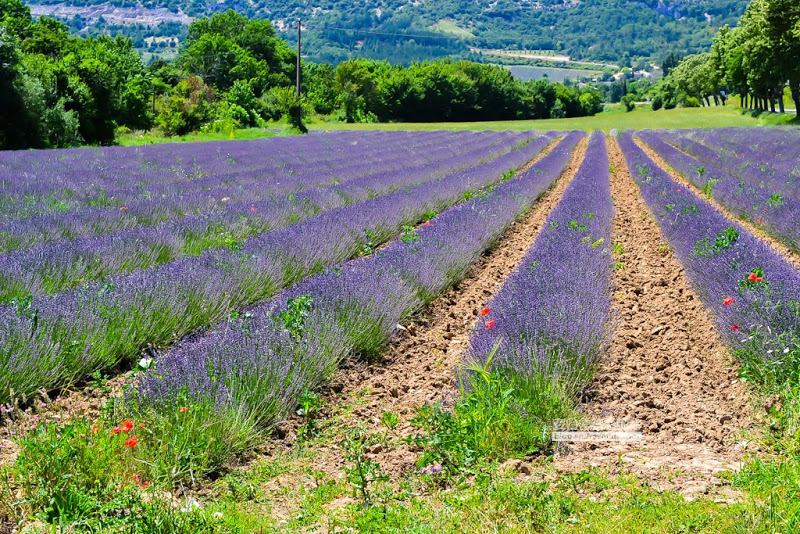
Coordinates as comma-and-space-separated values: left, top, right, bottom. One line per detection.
635, 137, 800, 270
551, 138, 755, 499
267, 137, 589, 479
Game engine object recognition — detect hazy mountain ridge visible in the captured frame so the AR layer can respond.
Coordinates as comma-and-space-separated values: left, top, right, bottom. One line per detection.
24, 0, 749, 64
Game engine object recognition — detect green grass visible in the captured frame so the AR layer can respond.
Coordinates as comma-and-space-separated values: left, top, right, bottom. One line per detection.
113, 106, 798, 147
310, 105, 799, 133
116, 127, 279, 146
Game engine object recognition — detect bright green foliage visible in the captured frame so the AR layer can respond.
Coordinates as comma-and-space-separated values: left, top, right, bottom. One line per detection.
652, 0, 800, 113
0, 0, 152, 148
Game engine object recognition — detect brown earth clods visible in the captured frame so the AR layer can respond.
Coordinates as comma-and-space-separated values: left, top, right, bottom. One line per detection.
269, 137, 589, 479
551, 138, 754, 498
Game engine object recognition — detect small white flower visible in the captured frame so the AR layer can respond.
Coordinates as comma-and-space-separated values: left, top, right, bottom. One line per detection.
785, 348, 791, 354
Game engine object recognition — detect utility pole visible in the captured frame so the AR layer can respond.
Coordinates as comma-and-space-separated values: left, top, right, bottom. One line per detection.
296, 18, 302, 128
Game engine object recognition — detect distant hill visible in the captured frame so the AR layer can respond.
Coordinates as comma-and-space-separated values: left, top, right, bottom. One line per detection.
25, 0, 749, 65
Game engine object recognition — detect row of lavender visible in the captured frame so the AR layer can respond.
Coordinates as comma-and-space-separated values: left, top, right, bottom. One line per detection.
0, 131, 507, 249
0, 132, 555, 404
130, 133, 584, 459
637, 131, 800, 253
0, 132, 535, 303
683, 127, 800, 194
1, 133, 390, 219
619, 132, 800, 383
0, 131, 468, 210
467, 132, 615, 413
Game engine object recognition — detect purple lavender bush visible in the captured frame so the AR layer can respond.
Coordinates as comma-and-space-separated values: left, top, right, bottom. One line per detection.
466, 131, 615, 414
128, 132, 583, 473
0, 131, 553, 404
640, 130, 800, 252
0, 132, 535, 302
619, 132, 800, 384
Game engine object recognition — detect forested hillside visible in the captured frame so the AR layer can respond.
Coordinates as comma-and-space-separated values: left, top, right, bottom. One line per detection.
25, 0, 749, 65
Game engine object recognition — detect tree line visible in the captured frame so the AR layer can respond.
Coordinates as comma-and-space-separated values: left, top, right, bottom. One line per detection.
651, 0, 799, 113
0, 4, 603, 149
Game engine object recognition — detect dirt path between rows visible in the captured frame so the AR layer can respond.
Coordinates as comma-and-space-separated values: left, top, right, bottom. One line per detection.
552, 138, 755, 499
268, 137, 588, 481
635, 137, 800, 270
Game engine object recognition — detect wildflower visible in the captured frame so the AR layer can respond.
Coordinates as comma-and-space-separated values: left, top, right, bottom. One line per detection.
480, 307, 490, 317
120, 206, 129, 211
92, 425, 100, 433
250, 206, 256, 213
112, 426, 123, 434
122, 420, 134, 431
424, 221, 430, 226
139, 422, 146, 429
756, 276, 764, 282
485, 319, 496, 329
723, 297, 734, 306
421, 463, 443, 475
731, 324, 739, 331
748, 272, 757, 282
124, 436, 139, 448
179, 406, 189, 413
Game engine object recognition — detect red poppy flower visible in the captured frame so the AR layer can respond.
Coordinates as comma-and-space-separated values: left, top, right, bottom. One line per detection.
120, 206, 129, 211
731, 324, 739, 331
139, 422, 146, 429
480, 307, 490, 317
112, 426, 123, 434
485, 320, 496, 329
748, 272, 757, 282
723, 297, 734, 306
91, 425, 100, 433
124, 437, 139, 448
179, 406, 188, 413
424, 221, 430, 226
122, 419, 134, 431
756, 276, 764, 282
250, 206, 256, 213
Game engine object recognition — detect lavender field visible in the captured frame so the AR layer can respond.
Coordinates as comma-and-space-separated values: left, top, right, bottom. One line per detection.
1, 127, 800, 531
